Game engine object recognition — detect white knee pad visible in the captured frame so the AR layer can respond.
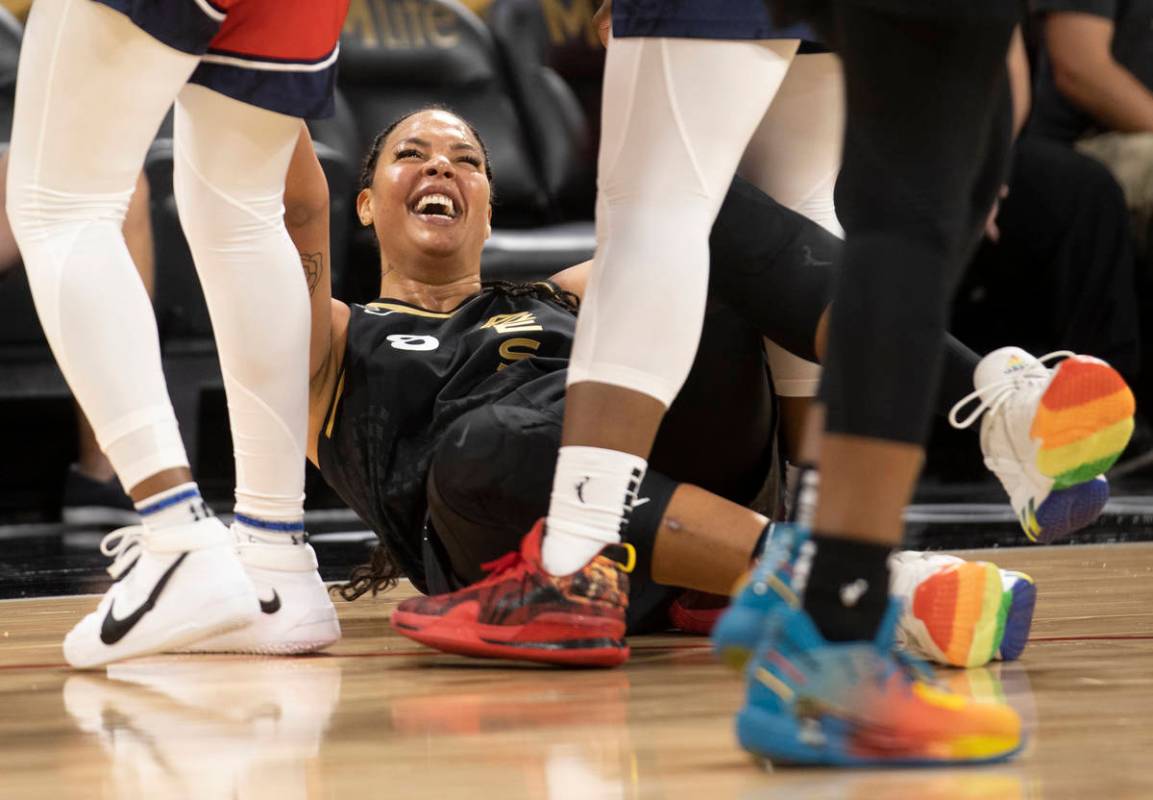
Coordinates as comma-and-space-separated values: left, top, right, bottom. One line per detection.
568, 197, 714, 405
570, 36, 800, 405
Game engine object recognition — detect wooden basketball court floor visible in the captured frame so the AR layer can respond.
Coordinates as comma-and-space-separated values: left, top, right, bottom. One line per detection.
1, 542, 1151, 800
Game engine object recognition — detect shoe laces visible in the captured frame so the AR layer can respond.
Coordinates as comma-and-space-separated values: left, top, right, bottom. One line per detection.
100, 525, 146, 580
948, 351, 1074, 430
479, 549, 526, 579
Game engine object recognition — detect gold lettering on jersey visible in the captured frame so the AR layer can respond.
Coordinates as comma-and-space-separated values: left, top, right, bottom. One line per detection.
343, 0, 461, 50
481, 312, 544, 334
497, 337, 541, 371
541, 0, 599, 48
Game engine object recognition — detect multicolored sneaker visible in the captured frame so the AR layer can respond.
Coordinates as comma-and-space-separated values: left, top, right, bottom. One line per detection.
712, 523, 808, 670
737, 601, 1024, 767
950, 347, 1134, 544
996, 570, 1036, 662
668, 590, 729, 635
890, 552, 1009, 668
891, 552, 1038, 667
390, 519, 631, 667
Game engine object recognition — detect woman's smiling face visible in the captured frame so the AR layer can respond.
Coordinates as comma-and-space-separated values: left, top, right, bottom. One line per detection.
358, 109, 492, 274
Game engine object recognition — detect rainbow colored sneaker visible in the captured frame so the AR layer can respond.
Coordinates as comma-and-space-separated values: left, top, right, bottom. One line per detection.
891, 552, 1036, 667
950, 347, 1134, 544
737, 601, 1024, 767
711, 523, 807, 670
891, 552, 1006, 668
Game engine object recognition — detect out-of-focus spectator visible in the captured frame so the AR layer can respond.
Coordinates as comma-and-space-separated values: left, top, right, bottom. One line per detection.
955, 24, 1142, 381
1030, 0, 1153, 251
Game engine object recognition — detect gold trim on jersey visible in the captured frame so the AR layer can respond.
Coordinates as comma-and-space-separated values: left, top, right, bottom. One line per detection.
481, 311, 543, 333
365, 301, 455, 319
325, 370, 347, 439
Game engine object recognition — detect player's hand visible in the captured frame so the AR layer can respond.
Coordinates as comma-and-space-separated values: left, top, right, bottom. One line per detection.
594, 0, 611, 47
984, 183, 1009, 243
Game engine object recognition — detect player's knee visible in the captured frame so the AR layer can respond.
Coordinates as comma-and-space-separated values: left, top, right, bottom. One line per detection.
430, 406, 559, 516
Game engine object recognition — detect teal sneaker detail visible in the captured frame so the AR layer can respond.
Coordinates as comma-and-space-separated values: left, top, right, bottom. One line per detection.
736, 601, 1024, 767
711, 523, 809, 670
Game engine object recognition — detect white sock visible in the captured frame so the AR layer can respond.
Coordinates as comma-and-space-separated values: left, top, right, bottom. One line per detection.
234, 496, 306, 547
135, 482, 212, 534
543, 445, 647, 576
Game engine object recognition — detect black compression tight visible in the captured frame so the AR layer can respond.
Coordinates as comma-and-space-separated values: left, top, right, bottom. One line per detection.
815, 7, 1016, 443
710, 176, 984, 420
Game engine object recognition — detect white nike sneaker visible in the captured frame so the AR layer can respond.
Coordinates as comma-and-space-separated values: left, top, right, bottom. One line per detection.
949, 347, 1134, 544
890, 551, 1008, 668
63, 517, 260, 669
179, 536, 341, 655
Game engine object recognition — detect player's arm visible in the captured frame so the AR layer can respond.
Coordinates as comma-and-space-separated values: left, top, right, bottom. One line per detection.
549, 260, 592, 299
283, 122, 350, 464
1045, 10, 1153, 132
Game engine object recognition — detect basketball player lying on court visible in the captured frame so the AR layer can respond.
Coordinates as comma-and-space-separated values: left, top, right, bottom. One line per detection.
288, 108, 1132, 669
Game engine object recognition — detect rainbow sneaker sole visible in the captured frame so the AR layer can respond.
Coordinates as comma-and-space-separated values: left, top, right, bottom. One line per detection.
907, 561, 1007, 668
737, 603, 1024, 767
996, 571, 1036, 662
1029, 477, 1110, 544
1032, 356, 1134, 491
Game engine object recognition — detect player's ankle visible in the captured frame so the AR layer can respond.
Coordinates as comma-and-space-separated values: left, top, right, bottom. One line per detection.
543, 445, 647, 575
234, 511, 306, 546
134, 482, 213, 534
800, 533, 892, 642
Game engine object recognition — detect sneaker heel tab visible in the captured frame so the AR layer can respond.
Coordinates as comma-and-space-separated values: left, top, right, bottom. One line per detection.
602, 542, 636, 573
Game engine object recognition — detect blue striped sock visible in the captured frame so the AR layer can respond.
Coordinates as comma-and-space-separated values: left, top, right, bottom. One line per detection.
135, 482, 212, 532
234, 512, 306, 545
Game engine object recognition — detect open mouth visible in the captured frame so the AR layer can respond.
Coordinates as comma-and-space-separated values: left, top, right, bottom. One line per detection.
410, 192, 459, 221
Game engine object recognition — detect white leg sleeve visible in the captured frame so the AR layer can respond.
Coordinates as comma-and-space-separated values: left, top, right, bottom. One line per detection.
6, 0, 199, 490
173, 84, 308, 523
739, 52, 846, 398
567, 36, 798, 407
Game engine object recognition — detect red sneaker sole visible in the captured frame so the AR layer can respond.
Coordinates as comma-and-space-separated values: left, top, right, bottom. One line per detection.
391, 607, 629, 668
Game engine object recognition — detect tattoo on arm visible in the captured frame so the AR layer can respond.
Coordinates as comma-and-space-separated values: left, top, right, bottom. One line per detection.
301, 252, 323, 296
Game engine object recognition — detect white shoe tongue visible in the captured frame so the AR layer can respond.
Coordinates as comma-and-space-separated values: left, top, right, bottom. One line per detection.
973, 346, 1040, 391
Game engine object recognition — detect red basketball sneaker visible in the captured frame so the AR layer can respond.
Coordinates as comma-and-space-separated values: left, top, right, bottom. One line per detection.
390, 520, 631, 667
668, 590, 730, 635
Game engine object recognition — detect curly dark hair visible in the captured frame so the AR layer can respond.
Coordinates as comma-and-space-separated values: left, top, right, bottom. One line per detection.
330, 283, 579, 602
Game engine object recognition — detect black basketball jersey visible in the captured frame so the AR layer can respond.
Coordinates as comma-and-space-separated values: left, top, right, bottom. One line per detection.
316, 285, 575, 587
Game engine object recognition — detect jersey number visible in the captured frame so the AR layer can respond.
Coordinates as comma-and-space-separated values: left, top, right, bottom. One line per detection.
387, 334, 440, 352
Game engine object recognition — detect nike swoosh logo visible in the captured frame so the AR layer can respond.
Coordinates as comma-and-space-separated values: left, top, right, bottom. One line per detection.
113, 557, 140, 584
632, 497, 650, 508
99, 553, 188, 645
260, 590, 281, 615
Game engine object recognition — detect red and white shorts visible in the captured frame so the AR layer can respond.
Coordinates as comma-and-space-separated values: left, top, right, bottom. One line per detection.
92, 0, 350, 118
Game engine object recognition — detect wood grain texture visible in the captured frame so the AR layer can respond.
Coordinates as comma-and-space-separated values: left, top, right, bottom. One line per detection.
1, 543, 1151, 799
